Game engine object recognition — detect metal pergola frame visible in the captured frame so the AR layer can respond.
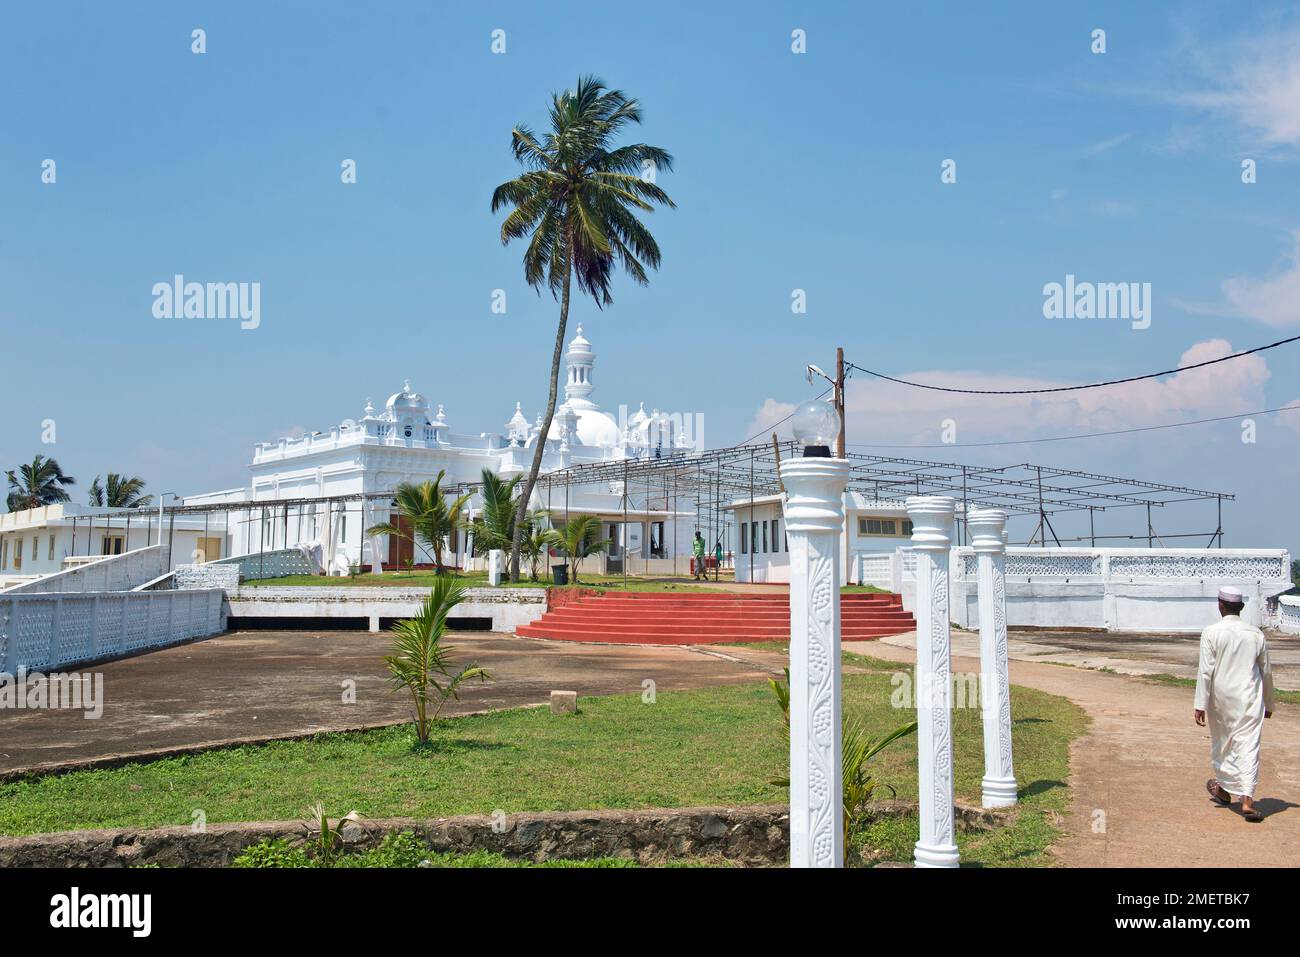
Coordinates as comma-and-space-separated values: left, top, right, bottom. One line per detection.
102, 441, 1231, 583
534, 440, 1234, 550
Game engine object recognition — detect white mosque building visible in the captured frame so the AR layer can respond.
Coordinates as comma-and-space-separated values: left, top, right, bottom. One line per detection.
183, 326, 700, 575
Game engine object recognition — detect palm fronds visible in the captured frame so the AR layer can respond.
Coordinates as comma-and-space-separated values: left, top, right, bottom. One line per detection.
367, 471, 469, 572
491, 75, 675, 581
542, 514, 610, 584
6, 455, 76, 512
384, 576, 491, 743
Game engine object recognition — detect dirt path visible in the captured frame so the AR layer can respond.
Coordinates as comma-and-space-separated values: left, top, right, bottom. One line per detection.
848, 633, 1300, 867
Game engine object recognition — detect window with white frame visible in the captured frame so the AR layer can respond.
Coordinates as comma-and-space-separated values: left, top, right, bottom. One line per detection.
858, 517, 913, 537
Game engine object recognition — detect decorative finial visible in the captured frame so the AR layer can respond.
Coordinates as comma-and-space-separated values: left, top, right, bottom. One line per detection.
403, 378, 412, 393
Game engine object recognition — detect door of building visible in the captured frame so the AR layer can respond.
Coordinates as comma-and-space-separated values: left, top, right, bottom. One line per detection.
196, 537, 222, 563
387, 515, 415, 568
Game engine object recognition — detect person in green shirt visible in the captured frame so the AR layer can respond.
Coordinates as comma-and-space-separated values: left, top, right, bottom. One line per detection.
692, 531, 706, 580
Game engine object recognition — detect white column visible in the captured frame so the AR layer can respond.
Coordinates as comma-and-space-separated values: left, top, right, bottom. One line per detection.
906, 495, 959, 868
968, 508, 1016, 808
783, 456, 850, 867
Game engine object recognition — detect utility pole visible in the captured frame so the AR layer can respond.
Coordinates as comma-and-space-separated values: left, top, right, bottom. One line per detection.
835, 346, 846, 458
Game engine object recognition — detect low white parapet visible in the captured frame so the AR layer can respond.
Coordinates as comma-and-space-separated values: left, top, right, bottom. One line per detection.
0, 588, 227, 673
227, 585, 548, 633
1, 545, 168, 595
1278, 595, 1300, 635
893, 546, 1290, 633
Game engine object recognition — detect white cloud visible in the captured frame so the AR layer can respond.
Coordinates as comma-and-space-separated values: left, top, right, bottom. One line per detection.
1279, 400, 1300, 438
1218, 232, 1300, 328
1083, 132, 1134, 156
1168, 27, 1300, 151
744, 398, 798, 441
1174, 231, 1300, 328
745, 339, 1271, 450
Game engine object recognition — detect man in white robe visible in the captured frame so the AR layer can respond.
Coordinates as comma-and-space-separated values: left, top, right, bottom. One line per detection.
1194, 586, 1275, 822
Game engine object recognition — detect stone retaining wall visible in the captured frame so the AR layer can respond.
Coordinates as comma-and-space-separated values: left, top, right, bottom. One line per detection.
173, 563, 241, 591
0, 801, 1005, 868
0, 806, 790, 868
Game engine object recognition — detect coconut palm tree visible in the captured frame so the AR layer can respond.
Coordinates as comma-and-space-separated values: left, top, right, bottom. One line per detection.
5, 455, 76, 512
385, 577, 490, 744
366, 472, 471, 573
543, 514, 610, 584
88, 473, 153, 508
518, 509, 555, 582
458, 469, 524, 556
491, 75, 675, 581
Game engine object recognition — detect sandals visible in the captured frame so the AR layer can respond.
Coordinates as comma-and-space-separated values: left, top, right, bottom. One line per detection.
1206, 779, 1265, 820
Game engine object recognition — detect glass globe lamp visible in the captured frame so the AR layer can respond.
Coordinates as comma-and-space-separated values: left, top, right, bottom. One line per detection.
791, 399, 841, 457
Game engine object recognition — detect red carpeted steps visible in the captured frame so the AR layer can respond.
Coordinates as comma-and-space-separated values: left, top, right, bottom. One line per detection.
515, 591, 915, 645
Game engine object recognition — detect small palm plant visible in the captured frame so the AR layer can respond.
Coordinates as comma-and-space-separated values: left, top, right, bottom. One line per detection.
459, 469, 524, 556
386, 577, 490, 744
543, 514, 610, 584
769, 668, 917, 844
518, 509, 554, 582
301, 803, 367, 867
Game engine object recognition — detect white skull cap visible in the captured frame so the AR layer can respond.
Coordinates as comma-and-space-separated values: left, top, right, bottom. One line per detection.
1217, 586, 1244, 603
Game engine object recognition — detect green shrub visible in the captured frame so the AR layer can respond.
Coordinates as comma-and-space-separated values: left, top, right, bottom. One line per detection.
232, 838, 311, 868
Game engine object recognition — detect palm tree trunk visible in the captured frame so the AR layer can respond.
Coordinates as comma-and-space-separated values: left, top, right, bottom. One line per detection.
509, 246, 573, 581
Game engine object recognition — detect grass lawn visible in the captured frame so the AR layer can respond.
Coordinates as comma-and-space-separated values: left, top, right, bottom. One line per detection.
250, 571, 885, 599
0, 672, 1084, 867
1127, 670, 1300, 706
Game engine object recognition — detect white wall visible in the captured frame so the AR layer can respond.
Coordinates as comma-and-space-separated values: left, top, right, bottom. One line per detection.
733, 502, 789, 582
935, 546, 1293, 633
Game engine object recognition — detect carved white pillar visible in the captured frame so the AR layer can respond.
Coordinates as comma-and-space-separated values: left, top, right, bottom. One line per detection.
906, 495, 959, 868
968, 508, 1016, 808
783, 456, 850, 867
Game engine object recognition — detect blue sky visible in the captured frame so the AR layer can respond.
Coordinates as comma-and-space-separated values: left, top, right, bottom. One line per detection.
1, 1, 1298, 550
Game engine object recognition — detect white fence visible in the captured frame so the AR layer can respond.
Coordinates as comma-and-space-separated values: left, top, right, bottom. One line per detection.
888, 546, 1290, 633
227, 585, 544, 633
210, 549, 316, 581
0, 588, 227, 673
0, 545, 167, 595
851, 550, 899, 589
1278, 595, 1300, 635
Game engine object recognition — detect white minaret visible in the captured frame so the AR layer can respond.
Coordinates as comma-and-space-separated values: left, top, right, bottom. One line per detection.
564, 325, 597, 410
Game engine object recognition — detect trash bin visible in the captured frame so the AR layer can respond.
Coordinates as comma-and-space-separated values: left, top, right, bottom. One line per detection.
552, 563, 569, 586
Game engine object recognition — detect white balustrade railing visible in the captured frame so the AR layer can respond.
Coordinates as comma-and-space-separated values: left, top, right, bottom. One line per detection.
1278, 595, 1300, 635
0, 545, 168, 595
950, 547, 1289, 584
0, 588, 226, 673
939, 546, 1291, 633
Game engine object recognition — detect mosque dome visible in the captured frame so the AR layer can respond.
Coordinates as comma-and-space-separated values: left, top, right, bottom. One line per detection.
385, 379, 431, 422
548, 406, 621, 448
567, 324, 592, 355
